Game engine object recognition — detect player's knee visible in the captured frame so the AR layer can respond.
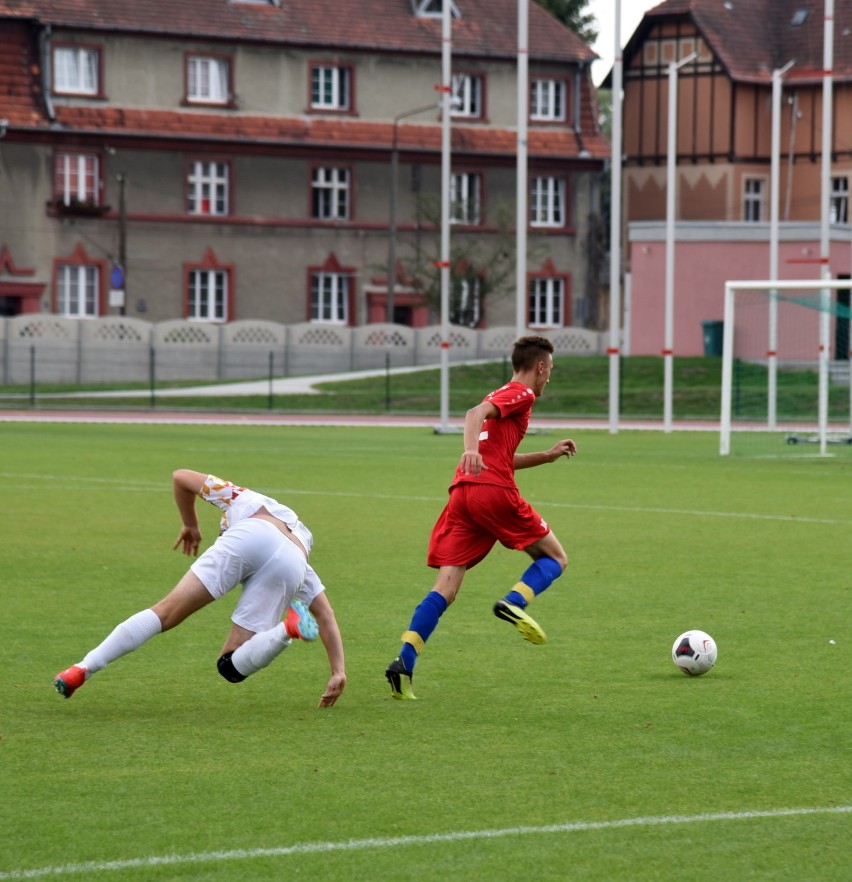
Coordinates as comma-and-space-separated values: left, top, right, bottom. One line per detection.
217, 651, 247, 683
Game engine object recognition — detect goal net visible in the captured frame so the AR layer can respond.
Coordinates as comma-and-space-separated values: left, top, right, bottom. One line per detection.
720, 279, 852, 457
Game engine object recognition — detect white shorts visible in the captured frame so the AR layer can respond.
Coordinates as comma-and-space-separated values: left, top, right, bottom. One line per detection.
190, 518, 319, 634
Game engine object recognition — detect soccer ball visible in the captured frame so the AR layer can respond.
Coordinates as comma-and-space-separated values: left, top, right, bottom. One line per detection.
672, 630, 717, 676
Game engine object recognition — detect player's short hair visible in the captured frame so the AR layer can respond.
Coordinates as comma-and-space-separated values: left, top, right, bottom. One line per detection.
511, 335, 554, 372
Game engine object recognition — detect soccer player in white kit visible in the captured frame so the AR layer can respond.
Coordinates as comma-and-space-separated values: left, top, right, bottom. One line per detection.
53, 469, 346, 708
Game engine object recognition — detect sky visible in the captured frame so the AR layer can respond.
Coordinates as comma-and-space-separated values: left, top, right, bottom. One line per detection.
587, 0, 661, 85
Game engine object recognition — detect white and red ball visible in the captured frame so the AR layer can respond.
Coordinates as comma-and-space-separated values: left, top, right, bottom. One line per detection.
672, 630, 717, 676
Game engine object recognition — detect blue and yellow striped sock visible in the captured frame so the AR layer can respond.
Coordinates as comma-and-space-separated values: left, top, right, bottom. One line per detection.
399, 590, 448, 672
504, 557, 563, 608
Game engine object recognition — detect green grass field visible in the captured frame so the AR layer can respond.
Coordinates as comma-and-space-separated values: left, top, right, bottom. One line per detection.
1, 421, 850, 881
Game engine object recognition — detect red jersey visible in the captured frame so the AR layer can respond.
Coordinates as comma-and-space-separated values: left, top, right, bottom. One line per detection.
451, 381, 535, 489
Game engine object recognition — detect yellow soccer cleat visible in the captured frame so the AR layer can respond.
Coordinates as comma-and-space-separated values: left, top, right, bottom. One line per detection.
493, 600, 547, 645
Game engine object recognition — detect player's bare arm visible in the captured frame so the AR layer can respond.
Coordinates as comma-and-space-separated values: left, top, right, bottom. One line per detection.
459, 401, 500, 476
514, 438, 577, 470
311, 592, 346, 708
172, 469, 206, 556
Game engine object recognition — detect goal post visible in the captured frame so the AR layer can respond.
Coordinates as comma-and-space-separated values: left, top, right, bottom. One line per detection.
720, 278, 852, 457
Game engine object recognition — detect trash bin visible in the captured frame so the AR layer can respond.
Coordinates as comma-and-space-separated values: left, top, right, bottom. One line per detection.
702, 320, 724, 356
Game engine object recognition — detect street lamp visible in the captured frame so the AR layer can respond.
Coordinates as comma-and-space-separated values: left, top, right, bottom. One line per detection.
663, 50, 697, 432
386, 102, 439, 324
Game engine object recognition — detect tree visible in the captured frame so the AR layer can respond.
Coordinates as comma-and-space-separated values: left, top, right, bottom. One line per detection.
534, 0, 598, 45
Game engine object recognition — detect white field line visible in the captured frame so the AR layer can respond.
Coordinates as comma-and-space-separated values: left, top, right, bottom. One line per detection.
1, 805, 849, 880
2, 474, 851, 526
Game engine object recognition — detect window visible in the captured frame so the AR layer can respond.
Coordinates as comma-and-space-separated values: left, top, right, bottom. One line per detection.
54, 152, 100, 205
311, 64, 351, 111
452, 276, 482, 327
450, 173, 481, 225
531, 176, 565, 227
529, 277, 564, 328
187, 161, 230, 216
831, 176, 849, 224
57, 264, 99, 317
451, 73, 483, 118
531, 78, 566, 121
312, 167, 350, 220
743, 177, 764, 222
187, 55, 230, 104
412, 0, 459, 18
53, 46, 99, 96
311, 271, 350, 323
188, 268, 228, 321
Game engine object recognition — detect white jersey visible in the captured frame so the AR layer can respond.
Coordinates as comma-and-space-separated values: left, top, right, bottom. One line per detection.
199, 475, 314, 556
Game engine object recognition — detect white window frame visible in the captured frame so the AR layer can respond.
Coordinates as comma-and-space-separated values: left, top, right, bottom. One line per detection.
187, 56, 230, 104
188, 161, 229, 216
311, 272, 349, 324
412, 0, 459, 18
312, 167, 350, 220
529, 277, 564, 328
57, 264, 99, 317
531, 176, 565, 227
311, 65, 351, 111
743, 177, 765, 222
451, 73, 483, 118
450, 173, 481, 225
453, 276, 482, 327
831, 176, 849, 224
56, 153, 99, 205
188, 268, 228, 321
53, 46, 99, 95
531, 78, 566, 121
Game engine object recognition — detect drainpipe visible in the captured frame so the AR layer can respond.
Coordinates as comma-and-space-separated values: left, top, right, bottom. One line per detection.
40, 24, 57, 122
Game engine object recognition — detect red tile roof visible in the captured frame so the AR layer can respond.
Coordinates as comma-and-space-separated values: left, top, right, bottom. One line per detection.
0, 1, 607, 160
0, 0, 596, 63
635, 0, 852, 84
43, 104, 608, 160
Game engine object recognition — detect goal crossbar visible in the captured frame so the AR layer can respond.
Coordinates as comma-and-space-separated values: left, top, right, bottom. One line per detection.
721, 278, 851, 456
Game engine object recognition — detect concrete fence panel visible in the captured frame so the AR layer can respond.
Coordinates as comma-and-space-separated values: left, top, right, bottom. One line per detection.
221, 320, 287, 379
6, 314, 80, 384
353, 323, 416, 370
79, 317, 153, 383
152, 320, 221, 381
415, 324, 479, 364
286, 322, 352, 375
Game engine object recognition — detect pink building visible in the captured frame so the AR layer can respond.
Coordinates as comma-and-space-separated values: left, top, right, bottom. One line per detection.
627, 222, 852, 359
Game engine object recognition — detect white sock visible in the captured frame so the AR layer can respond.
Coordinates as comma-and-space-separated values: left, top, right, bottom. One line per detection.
231, 622, 291, 678
80, 609, 163, 675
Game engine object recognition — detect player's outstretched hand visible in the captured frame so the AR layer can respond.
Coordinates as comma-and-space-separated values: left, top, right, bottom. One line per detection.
318, 672, 347, 708
173, 526, 202, 557
550, 439, 577, 461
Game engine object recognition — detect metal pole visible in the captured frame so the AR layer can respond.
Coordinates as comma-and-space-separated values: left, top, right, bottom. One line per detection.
769, 62, 794, 430
608, 0, 623, 434
438, 0, 452, 432
515, 0, 529, 339
663, 51, 697, 433
818, 0, 834, 456
387, 103, 437, 324
117, 172, 127, 316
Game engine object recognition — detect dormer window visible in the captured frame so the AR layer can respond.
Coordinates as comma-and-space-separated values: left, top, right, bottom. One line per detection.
412, 0, 460, 19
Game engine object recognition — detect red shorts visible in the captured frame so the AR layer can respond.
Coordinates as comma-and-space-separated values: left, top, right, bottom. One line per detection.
427, 482, 550, 569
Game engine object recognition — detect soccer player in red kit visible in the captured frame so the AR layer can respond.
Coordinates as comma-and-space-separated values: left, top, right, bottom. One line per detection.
386, 335, 577, 699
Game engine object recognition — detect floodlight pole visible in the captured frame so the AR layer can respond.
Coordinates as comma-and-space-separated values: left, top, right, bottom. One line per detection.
438, 0, 452, 432
608, 0, 623, 434
818, 0, 834, 457
387, 102, 439, 324
515, 0, 529, 339
769, 60, 795, 431
663, 51, 697, 433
